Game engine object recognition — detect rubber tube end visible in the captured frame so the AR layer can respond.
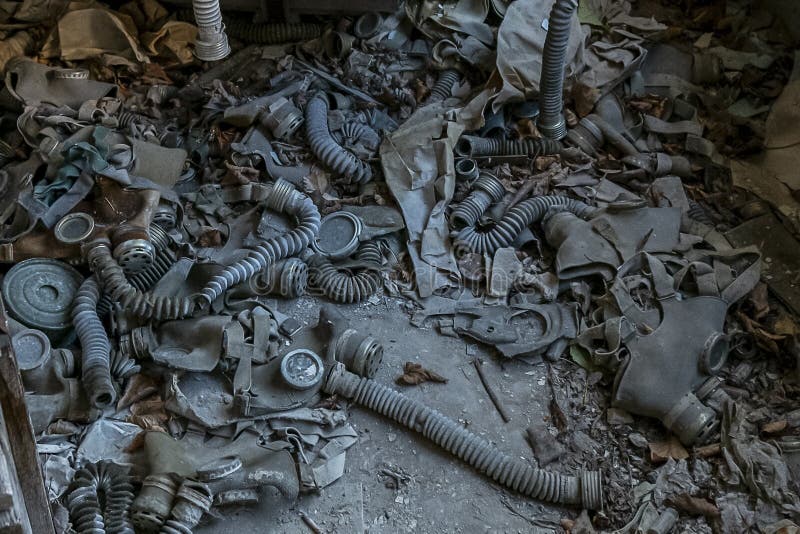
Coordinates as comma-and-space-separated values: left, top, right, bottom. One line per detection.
537, 115, 568, 141
194, 27, 231, 62
580, 470, 603, 510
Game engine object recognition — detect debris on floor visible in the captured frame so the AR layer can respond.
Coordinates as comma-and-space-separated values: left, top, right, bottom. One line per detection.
0, 0, 799, 532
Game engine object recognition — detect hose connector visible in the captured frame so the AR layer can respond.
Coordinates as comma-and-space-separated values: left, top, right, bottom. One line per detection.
537, 0, 579, 140
192, 0, 231, 61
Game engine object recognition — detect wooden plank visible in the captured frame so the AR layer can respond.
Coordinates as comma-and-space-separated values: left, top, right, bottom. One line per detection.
0, 339, 54, 534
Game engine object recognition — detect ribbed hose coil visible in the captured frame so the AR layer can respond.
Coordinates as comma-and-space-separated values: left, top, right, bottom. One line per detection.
118, 111, 153, 129
453, 195, 599, 255
198, 179, 321, 305
226, 20, 323, 44
88, 243, 194, 321
67, 462, 135, 534
537, 0, 579, 140
450, 173, 505, 230
72, 276, 117, 408
308, 241, 383, 303
159, 480, 212, 534
256, 257, 308, 298
339, 122, 381, 150
110, 349, 141, 381
324, 365, 603, 509
687, 199, 714, 226
306, 94, 373, 185
192, 0, 230, 61
427, 69, 462, 102
97, 224, 176, 317
456, 136, 562, 158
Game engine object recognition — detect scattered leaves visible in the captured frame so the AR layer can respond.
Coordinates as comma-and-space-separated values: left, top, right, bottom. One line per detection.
648, 436, 689, 462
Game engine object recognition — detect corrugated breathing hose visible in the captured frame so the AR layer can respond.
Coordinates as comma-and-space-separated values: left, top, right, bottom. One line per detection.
66, 461, 135, 534
87, 241, 195, 322
687, 199, 714, 226
191, 0, 230, 61
324, 363, 603, 509
253, 257, 308, 298
537, 0, 579, 140
453, 195, 599, 255
456, 135, 562, 158
198, 179, 321, 305
308, 241, 383, 303
226, 19, 323, 44
110, 349, 141, 382
339, 122, 381, 151
160, 480, 213, 534
97, 224, 175, 317
450, 172, 506, 230
427, 69, 462, 103
305, 94, 373, 185
72, 276, 117, 409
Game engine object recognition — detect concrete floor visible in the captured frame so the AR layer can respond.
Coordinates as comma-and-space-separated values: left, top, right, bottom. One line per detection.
196, 296, 573, 533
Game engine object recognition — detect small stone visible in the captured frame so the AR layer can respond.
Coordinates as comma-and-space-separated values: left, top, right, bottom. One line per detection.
387, 433, 397, 443
628, 432, 648, 448
606, 407, 634, 426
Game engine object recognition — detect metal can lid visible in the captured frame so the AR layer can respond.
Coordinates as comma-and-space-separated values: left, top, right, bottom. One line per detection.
312, 211, 362, 260
280, 349, 324, 390
11, 328, 51, 371
1, 259, 83, 337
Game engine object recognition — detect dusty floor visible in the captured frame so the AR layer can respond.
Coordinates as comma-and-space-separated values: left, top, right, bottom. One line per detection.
2, 0, 800, 532
198, 297, 563, 534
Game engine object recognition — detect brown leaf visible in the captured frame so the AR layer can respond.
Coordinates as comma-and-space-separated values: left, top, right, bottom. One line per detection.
141, 62, 172, 85
130, 398, 166, 416
129, 414, 168, 431
666, 493, 720, 518
773, 314, 799, 337
571, 82, 600, 117
693, 442, 721, 458
747, 283, 770, 320
198, 228, 224, 247
395, 362, 448, 386
649, 436, 689, 463
117, 374, 158, 410
762, 420, 788, 434
123, 431, 146, 453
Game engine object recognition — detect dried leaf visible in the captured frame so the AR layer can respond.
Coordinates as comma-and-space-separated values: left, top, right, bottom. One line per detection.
117, 374, 158, 410
694, 442, 721, 458
395, 362, 447, 386
773, 314, 799, 337
123, 431, 146, 453
666, 493, 720, 518
571, 82, 600, 117
198, 228, 224, 247
762, 419, 788, 434
129, 414, 167, 431
129, 398, 165, 415
649, 436, 689, 462
747, 283, 770, 320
